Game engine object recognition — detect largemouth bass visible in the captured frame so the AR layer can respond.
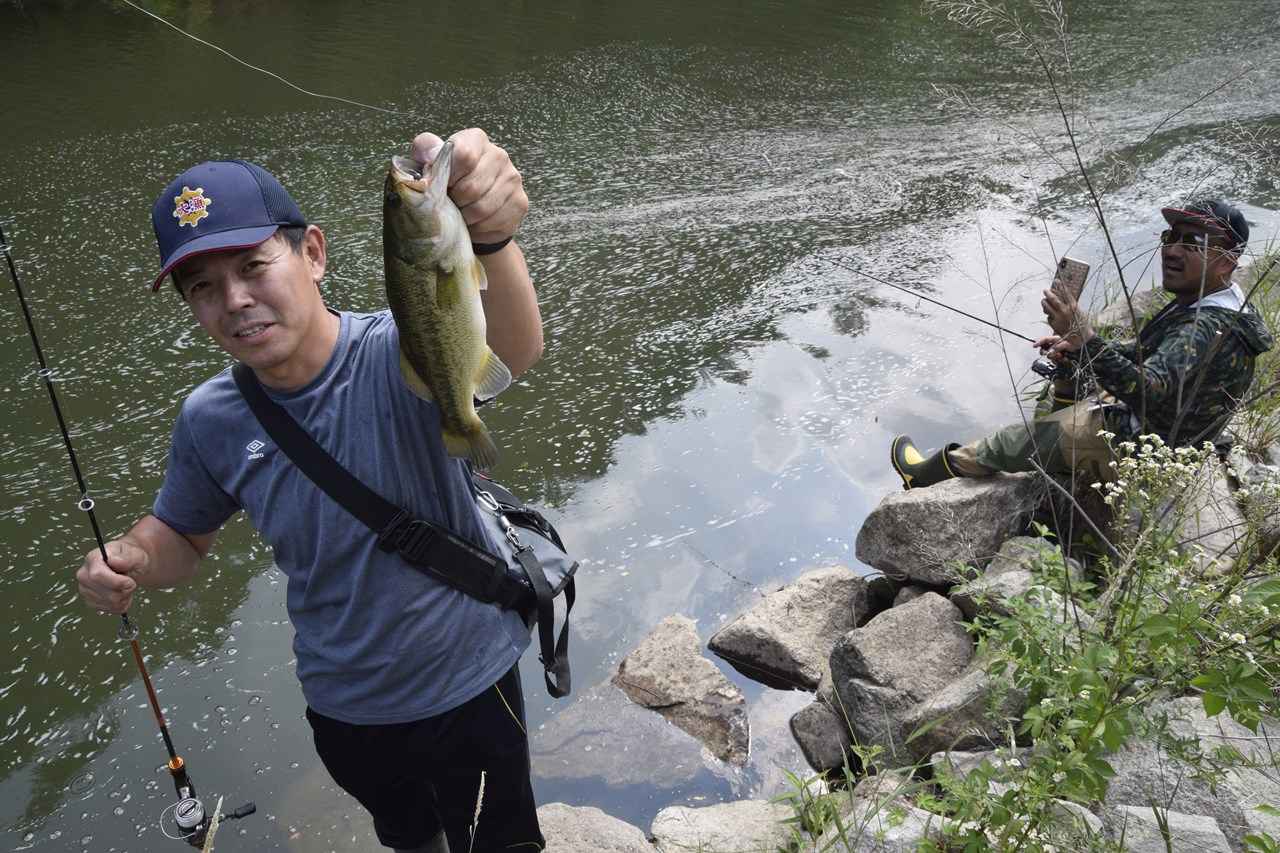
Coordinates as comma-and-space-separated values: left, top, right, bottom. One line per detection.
383, 142, 511, 469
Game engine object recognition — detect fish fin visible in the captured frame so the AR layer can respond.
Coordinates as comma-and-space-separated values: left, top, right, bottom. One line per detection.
398, 349, 435, 402
442, 424, 500, 470
474, 348, 513, 402
473, 257, 489, 291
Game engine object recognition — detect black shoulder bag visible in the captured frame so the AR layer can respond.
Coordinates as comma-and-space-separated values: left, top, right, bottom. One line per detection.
232, 363, 576, 698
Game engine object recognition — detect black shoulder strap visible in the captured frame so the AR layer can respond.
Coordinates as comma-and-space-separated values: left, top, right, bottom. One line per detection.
231, 363, 517, 607
232, 363, 400, 533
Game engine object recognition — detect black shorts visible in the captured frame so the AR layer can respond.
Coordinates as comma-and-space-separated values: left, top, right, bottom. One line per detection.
306, 665, 543, 851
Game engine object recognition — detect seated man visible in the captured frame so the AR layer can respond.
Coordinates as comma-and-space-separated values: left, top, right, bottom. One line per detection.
892, 200, 1274, 490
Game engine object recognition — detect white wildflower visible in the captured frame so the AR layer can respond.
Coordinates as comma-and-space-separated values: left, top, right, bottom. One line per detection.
1228, 594, 1243, 607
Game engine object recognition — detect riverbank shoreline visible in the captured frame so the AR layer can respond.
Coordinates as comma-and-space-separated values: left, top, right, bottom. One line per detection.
537, 256, 1280, 851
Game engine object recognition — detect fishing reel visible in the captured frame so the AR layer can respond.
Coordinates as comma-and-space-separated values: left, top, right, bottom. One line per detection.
161, 757, 257, 848
1031, 351, 1080, 382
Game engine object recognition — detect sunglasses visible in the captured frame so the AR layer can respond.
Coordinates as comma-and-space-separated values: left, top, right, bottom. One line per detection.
1159, 229, 1212, 252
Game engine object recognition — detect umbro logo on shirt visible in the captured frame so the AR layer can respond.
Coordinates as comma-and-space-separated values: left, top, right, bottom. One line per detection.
246, 439, 266, 461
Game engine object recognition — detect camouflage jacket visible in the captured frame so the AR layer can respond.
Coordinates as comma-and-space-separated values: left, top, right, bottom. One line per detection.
1081, 298, 1273, 446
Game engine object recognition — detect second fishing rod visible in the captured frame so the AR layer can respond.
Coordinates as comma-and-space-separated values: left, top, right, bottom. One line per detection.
824, 255, 1089, 380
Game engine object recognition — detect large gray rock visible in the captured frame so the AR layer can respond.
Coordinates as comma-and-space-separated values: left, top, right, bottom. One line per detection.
651, 800, 794, 853
790, 697, 852, 774
855, 475, 1045, 585
984, 535, 1084, 585
613, 616, 750, 765
832, 593, 973, 702
1235, 461, 1280, 564
1167, 457, 1248, 574
950, 569, 1092, 631
538, 803, 653, 853
892, 585, 929, 607
1091, 288, 1166, 335
950, 568, 1037, 620
1109, 806, 1232, 852
1103, 698, 1280, 851
830, 594, 975, 768
709, 566, 874, 691
1041, 799, 1103, 847
814, 799, 949, 851
896, 665, 1025, 763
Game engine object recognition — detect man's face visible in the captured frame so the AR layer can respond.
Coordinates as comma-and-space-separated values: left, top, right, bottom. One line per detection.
174, 228, 328, 373
1160, 221, 1235, 301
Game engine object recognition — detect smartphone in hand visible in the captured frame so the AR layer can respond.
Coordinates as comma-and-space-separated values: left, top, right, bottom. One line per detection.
1051, 256, 1089, 301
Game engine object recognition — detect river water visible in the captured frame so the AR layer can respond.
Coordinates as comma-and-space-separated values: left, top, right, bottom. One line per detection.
2, 0, 1279, 849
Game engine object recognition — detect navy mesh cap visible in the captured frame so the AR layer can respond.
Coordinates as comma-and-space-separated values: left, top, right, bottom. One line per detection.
1161, 199, 1249, 256
150, 160, 307, 291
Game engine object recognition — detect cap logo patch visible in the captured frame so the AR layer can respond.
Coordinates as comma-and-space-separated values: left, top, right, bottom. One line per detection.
173, 186, 212, 228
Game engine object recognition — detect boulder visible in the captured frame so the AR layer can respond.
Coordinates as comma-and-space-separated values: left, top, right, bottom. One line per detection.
1102, 698, 1280, 850
651, 799, 794, 853
1235, 461, 1280, 564
831, 593, 973, 701
613, 616, 750, 765
1176, 457, 1247, 574
931, 748, 1021, 797
851, 768, 916, 807
897, 665, 1025, 762
830, 594, 977, 768
855, 475, 1045, 585
950, 568, 1037, 620
1042, 799, 1103, 846
709, 566, 874, 691
838, 678, 918, 767
984, 535, 1083, 586
892, 585, 929, 607
950, 569, 1092, 630
790, 697, 852, 774
538, 803, 653, 853
1091, 288, 1166, 335
814, 799, 948, 851
1109, 805, 1232, 852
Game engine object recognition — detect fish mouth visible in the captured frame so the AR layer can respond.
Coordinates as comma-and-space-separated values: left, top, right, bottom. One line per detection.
391, 155, 424, 182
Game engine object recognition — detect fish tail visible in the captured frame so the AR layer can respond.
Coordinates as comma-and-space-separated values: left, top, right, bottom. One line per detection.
443, 421, 501, 470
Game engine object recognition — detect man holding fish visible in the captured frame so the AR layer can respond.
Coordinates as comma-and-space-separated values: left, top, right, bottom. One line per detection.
75, 129, 546, 853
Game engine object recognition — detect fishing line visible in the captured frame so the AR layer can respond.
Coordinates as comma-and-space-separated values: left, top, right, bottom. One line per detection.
822, 256, 1039, 343
115, 0, 414, 118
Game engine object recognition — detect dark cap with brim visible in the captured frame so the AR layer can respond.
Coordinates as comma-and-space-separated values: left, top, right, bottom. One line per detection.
150, 159, 306, 291
1160, 199, 1248, 254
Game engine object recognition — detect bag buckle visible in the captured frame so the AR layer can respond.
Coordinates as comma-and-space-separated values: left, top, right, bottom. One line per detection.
477, 489, 525, 550
376, 511, 436, 561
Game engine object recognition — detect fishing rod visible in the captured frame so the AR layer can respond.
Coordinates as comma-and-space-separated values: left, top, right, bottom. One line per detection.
0, 220, 254, 849
823, 256, 1039, 344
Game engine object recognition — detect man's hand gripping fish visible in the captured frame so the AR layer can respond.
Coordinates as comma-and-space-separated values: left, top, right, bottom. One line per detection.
383, 142, 511, 468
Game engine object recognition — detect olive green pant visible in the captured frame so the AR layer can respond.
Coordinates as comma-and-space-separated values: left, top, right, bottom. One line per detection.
948, 401, 1117, 485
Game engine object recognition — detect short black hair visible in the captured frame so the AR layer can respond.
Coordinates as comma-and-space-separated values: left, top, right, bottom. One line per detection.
171, 225, 308, 297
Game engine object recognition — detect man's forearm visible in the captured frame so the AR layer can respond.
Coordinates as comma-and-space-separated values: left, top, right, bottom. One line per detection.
479, 241, 543, 378
1083, 333, 1180, 415
120, 514, 206, 590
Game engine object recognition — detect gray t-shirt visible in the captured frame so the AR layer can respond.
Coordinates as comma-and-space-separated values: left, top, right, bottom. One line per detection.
154, 310, 529, 725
